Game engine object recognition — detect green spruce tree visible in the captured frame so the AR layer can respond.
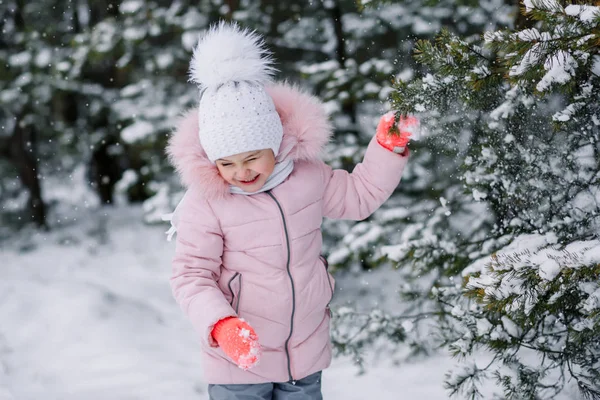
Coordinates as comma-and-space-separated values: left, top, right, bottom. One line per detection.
365, 1, 599, 398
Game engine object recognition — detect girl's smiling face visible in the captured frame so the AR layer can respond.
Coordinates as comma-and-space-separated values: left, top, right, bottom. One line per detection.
216, 149, 276, 192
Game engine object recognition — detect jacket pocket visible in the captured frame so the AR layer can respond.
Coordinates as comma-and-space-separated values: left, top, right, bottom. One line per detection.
320, 255, 335, 311
227, 272, 242, 314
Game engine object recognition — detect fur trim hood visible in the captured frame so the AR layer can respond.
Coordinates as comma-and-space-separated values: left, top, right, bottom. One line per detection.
167, 82, 333, 199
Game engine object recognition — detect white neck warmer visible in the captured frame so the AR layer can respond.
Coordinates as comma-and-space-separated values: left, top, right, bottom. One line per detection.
229, 158, 294, 195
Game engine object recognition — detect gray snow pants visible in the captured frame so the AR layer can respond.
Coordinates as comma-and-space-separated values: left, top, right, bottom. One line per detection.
208, 371, 323, 400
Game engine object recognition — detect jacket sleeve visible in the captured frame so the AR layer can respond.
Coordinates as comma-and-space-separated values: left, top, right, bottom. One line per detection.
321, 136, 409, 220
170, 188, 236, 347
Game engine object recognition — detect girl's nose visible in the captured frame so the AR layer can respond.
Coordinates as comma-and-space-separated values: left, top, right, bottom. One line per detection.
237, 168, 251, 180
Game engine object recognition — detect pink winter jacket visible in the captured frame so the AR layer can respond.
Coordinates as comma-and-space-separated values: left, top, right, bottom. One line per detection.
167, 83, 409, 384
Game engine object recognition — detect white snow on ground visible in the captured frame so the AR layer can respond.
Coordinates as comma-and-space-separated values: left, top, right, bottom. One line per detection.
0, 206, 581, 399
0, 206, 455, 399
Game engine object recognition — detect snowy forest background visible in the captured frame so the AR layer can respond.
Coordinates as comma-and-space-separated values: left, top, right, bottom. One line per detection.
1, 0, 599, 399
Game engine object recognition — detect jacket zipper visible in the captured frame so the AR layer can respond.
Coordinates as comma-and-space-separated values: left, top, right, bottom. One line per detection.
266, 191, 296, 383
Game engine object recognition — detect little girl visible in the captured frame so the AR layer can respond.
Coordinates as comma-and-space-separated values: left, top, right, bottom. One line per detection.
167, 22, 414, 400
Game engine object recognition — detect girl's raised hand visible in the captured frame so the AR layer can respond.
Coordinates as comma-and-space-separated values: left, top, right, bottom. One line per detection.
376, 111, 419, 155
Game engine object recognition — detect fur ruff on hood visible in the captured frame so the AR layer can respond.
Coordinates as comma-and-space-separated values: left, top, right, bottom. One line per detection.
166, 83, 333, 200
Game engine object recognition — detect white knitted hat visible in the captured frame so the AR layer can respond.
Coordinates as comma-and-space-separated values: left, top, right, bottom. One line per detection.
190, 22, 283, 163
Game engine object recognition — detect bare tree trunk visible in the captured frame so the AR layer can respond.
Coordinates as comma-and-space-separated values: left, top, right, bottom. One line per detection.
107, 0, 120, 18
7, 114, 47, 228
328, 1, 347, 66
88, 135, 126, 205
89, 0, 122, 25
512, 0, 533, 29
224, 0, 239, 20
14, 0, 25, 29
72, 0, 81, 33
325, 0, 357, 125
2, 0, 47, 228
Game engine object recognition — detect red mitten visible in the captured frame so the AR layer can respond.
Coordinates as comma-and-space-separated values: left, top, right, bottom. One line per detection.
376, 111, 419, 155
211, 317, 261, 370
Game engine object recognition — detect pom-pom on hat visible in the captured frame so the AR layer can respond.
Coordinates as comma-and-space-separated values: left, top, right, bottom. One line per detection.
190, 21, 283, 163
